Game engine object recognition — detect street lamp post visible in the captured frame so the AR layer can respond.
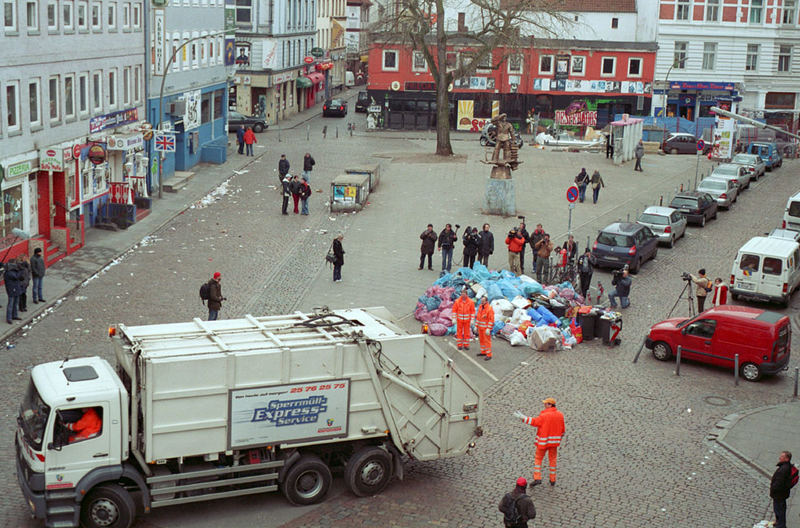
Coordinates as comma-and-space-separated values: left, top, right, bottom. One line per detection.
661, 56, 689, 145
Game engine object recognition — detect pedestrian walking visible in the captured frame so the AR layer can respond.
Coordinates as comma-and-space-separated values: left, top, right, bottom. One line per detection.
690, 268, 712, 312
514, 398, 566, 487
505, 227, 526, 276
290, 175, 302, 214
419, 224, 437, 270
534, 234, 553, 283
634, 139, 645, 172
462, 227, 480, 269
530, 224, 545, 274
278, 154, 290, 185
562, 234, 578, 265
332, 233, 345, 282
236, 127, 245, 155
475, 297, 493, 361
577, 248, 595, 300
478, 223, 494, 267
517, 221, 530, 273
243, 127, 256, 156
712, 277, 728, 306
31, 247, 46, 303
575, 168, 589, 203
281, 174, 291, 215
4, 259, 23, 323
302, 152, 316, 182
605, 134, 613, 159
438, 224, 458, 273
206, 272, 224, 321
299, 176, 311, 215
590, 170, 605, 204
771, 451, 796, 528
18, 254, 30, 312
498, 477, 537, 528
452, 288, 475, 350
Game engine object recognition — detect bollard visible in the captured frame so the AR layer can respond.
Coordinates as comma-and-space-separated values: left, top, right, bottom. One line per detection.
322, 125, 327, 139
675, 345, 682, 376
659, 195, 663, 206
336, 126, 339, 138
680, 183, 684, 192
306, 124, 310, 141
794, 367, 799, 398
632, 337, 647, 363
734, 354, 739, 386
626, 213, 630, 222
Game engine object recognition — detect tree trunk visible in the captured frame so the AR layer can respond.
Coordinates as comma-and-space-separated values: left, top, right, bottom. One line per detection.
435, 70, 453, 156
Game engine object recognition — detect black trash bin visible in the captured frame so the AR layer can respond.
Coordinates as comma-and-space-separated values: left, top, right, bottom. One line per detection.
598, 315, 622, 345
578, 312, 597, 340
549, 303, 567, 318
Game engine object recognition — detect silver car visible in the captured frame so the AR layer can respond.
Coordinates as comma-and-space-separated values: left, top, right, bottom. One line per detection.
696, 177, 738, 209
731, 153, 766, 180
711, 163, 751, 190
636, 206, 688, 248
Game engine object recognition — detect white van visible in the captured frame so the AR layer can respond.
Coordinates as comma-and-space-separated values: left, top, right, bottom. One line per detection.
345, 71, 355, 87
730, 236, 800, 307
782, 191, 800, 230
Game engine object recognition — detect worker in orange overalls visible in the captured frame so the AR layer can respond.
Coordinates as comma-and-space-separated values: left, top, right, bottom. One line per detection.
452, 288, 475, 350
475, 296, 494, 361
514, 398, 565, 487
66, 407, 102, 443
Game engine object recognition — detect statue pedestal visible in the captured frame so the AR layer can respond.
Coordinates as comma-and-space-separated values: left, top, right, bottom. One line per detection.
484, 177, 516, 216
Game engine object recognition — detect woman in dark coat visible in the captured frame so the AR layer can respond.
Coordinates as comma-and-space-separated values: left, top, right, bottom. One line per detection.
4, 260, 24, 324
333, 233, 345, 282
462, 227, 480, 269
18, 254, 30, 312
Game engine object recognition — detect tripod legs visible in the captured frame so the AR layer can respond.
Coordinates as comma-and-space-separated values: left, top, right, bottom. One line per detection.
667, 280, 696, 318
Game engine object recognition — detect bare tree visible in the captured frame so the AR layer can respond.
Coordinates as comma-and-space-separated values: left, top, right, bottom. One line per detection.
371, 0, 570, 156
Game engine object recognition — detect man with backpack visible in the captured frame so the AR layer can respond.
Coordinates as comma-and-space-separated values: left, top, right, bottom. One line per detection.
577, 248, 595, 300
498, 477, 536, 528
770, 450, 797, 528
199, 272, 224, 320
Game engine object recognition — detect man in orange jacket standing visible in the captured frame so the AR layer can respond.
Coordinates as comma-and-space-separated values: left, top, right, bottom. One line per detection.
452, 288, 475, 350
505, 228, 526, 276
475, 296, 494, 361
514, 398, 565, 487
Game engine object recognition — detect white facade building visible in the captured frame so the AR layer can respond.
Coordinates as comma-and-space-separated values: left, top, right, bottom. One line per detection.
317, 0, 346, 96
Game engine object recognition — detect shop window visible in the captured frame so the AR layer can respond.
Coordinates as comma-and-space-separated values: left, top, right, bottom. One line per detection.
235, 0, 250, 24
62, 0, 72, 31
26, 0, 38, 31
0, 185, 24, 247
765, 92, 796, 109
538, 55, 553, 74
201, 92, 211, 123
746, 44, 759, 71
702, 42, 716, 70
382, 49, 397, 71
601, 57, 616, 77
4, 0, 17, 32
676, 0, 690, 20
213, 90, 223, 119
46, 0, 57, 30
507, 54, 522, 74
29, 78, 41, 128
83, 159, 108, 196
784, 0, 796, 25
412, 51, 427, 73
778, 45, 792, 72
49, 75, 59, 122
5, 81, 20, 131
628, 58, 642, 77
571, 56, 584, 75
673, 42, 687, 69
107, 1, 115, 29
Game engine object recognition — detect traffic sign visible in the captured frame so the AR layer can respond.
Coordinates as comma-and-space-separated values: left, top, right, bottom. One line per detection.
566, 186, 579, 203
154, 132, 176, 152
696, 139, 705, 151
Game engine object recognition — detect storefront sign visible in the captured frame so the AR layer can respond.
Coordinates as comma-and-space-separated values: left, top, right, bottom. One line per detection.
404, 81, 435, 92
107, 134, 144, 150
669, 81, 736, 91
89, 108, 139, 134
184, 90, 201, 131
4, 160, 33, 179
555, 110, 598, 126
88, 144, 107, 165
153, 9, 165, 75
40, 148, 64, 172
310, 47, 324, 58
271, 71, 294, 85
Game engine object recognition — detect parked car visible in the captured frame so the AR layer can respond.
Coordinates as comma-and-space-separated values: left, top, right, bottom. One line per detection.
661, 133, 710, 155
322, 99, 348, 117
636, 206, 687, 248
591, 222, 659, 273
730, 236, 800, 307
731, 153, 766, 180
747, 142, 783, 171
228, 111, 268, 133
783, 190, 800, 230
645, 305, 791, 382
669, 191, 718, 227
710, 163, 750, 190
355, 91, 370, 113
768, 228, 800, 243
480, 123, 524, 148
696, 177, 738, 209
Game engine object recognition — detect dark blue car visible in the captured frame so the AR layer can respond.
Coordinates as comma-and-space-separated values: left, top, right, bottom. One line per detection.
592, 222, 659, 274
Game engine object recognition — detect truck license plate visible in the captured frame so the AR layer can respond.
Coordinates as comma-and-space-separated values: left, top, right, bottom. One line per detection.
737, 281, 755, 291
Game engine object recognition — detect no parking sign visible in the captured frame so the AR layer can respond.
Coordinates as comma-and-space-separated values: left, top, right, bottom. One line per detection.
566, 186, 579, 203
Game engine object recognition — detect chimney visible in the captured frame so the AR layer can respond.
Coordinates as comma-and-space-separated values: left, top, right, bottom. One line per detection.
458, 12, 466, 32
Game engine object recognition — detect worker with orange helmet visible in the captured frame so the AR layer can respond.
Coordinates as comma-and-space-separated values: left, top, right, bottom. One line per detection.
475, 296, 494, 361
452, 288, 475, 350
514, 398, 565, 487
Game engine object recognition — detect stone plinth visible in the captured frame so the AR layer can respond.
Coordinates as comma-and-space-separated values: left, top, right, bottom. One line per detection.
484, 177, 516, 216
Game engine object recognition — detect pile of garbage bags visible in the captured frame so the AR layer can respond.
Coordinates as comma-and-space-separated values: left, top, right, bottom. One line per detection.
414, 263, 617, 350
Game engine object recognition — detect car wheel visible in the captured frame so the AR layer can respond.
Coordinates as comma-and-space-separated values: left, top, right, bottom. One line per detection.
670, 148, 678, 155
652, 341, 673, 361
740, 362, 762, 382
253, 123, 264, 133
699, 215, 706, 227
712, 209, 718, 220
651, 248, 658, 261
731, 292, 739, 301
630, 258, 641, 274
480, 137, 488, 146
667, 236, 674, 249
344, 446, 393, 497
282, 455, 332, 506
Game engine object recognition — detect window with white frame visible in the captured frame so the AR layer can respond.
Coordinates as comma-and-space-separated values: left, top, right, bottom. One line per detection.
62, 0, 72, 29
122, 66, 130, 105
200, 32, 208, 66
571, 55, 584, 75
235, 0, 251, 23
673, 41, 687, 69
91, 2, 100, 28
784, 0, 796, 25
628, 57, 642, 77
601, 57, 616, 76
122, 2, 129, 28
26, 0, 38, 31
91, 70, 102, 112
64, 74, 75, 119
778, 44, 792, 72
209, 38, 215, 65
107, 69, 116, 107
750, 0, 763, 23
382, 49, 397, 71
191, 33, 198, 68
705, 0, 719, 21
172, 34, 180, 71
77, 0, 86, 29
107, 1, 115, 29
412, 51, 427, 72
476, 53, 492, 70
5, 81, 20, 131
538, 55, 553, 74
746, 44, 759, 71
507, 54, 523, 74
676, 0, 690, 20
217, 36, 223, 63
28, 78, 41, 127
47, 0, 57, 29
702, 42, 716, 70
78, 72, 87, 114
48, 75, 59, 121
181, 33, 190, 71
133, 65, 140, 102
132, 1, 139, 28
4, 0, 17, 31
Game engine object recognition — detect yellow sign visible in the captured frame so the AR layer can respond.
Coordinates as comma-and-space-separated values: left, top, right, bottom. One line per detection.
344, 186, 357, 198
457, 100, 474, 131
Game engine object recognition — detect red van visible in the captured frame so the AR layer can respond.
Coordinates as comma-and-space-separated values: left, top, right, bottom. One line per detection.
644, 305, 790, 381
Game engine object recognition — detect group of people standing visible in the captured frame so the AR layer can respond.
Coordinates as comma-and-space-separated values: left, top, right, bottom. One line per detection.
4, 248, 46, 324
419, 223, 495, 272
279, 153, 315, 216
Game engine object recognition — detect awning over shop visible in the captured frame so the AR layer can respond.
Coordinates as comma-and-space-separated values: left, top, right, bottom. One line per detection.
305, 72, 325, 85
296, 77, 313, 88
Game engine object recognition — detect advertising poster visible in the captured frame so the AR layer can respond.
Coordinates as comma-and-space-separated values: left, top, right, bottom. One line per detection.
230, 380, 350, 448
457, 99, 474, 130
712, 117, 735, 160
184, 90, 201, 131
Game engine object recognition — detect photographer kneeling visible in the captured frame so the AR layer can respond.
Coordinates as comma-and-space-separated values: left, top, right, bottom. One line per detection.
608, 268, 632, 309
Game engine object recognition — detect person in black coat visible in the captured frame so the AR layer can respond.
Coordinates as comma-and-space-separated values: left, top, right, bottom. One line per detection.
17, 254, 30, 312
4, 260, 25, 324
562, 234, 578, 265
281, 175, 291, 215
419, 224, 437, 270
517, 221, 530, 273
462, 227, 480, 269
771, 451, 794, 528
302, 153, 315, 182
477, 223, 494, 267
278, 154, 290, 185
332, 233, 345, 282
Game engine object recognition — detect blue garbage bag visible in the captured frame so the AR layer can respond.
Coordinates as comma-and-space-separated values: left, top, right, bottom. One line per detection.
497, 279, 523, 299
527, 308, 544, 324
457, 267, 476, 281
521, 281, 545, 296
446, 324, 456, 335
472, 262, 491, 282
485, 283, 504, 302
558, 281, 575, 291
420, 295, 441, 311
492, 321, 505, 336
535, 305, 558, 325
434, 273, 453, 286
499, 270, 517, 280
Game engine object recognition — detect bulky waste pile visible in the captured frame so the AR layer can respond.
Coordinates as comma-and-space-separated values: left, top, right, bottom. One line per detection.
414, 263, 621, 350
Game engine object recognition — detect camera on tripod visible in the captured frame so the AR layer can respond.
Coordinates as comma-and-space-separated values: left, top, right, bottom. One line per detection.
455, 224, 461, 230
681, 272, 692, 281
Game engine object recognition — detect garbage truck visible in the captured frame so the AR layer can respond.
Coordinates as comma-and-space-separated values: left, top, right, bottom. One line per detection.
16, 308, 483, 528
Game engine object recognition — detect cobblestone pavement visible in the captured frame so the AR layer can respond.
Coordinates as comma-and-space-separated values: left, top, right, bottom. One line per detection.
2, 100, 798, 528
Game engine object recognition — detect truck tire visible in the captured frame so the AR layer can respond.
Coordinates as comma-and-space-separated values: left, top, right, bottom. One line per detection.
344, 446, 393, 497
281, 455, 332, 506
80, 484, 135, 528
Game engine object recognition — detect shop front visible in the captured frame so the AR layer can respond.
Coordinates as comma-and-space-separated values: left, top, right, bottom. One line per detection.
297, 71, 325, 110
655, 81, 739, 122
0, 152, 38, 260
37, 142, 85, 263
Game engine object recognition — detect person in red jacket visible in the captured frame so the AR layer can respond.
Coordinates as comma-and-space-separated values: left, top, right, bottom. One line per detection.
514, 398, 566, 487
243, 127, 257, 156
712, 277, 728, 306
452, 288, 475, 350
505, 227, 526, 276
66, 407, 102, 443
475, 297, 494, 361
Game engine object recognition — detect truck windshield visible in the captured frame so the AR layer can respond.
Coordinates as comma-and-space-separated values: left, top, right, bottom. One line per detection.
19, 378, 50, 451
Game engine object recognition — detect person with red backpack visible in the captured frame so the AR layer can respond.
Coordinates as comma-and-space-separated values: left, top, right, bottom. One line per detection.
771, 450, 797, 528
498, 477, 536, 528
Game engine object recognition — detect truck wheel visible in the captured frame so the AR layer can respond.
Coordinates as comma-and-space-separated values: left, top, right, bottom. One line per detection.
80, 484, 135, 528
652, 341, 672, 361
345, 447, 393, 497
740, 362, 762, 382
282, 455, 331, 506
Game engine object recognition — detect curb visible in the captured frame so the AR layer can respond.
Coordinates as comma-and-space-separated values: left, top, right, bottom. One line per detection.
708, 403, 783, 479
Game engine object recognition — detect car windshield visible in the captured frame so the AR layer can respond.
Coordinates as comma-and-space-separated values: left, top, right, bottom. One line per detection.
713, 165, 738, 175
670, 197, 698, 208
357, 92, 368, 101
19, 378, 50, 451
699, 179, 727, 190
638, 213, 668, 225
597, 232, 633, 247
733, 154, 758, 164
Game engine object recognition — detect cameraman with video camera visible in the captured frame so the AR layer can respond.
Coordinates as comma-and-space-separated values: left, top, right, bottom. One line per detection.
438, 223, 459, 273
505, 226, 526, 276
608, 267, 632, 309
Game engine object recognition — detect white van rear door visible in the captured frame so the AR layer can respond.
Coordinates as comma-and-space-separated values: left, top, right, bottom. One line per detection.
735, 252, 761, 292
785, 200, 800, 230
760, 255, 785, 297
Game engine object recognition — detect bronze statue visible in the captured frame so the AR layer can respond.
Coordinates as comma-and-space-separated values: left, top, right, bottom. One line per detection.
490, 113, 519, 170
